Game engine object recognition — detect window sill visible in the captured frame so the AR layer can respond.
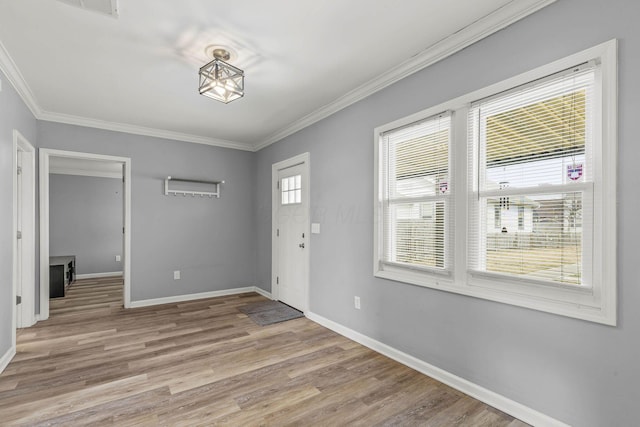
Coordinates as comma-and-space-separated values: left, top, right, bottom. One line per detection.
375, 266, 615, 326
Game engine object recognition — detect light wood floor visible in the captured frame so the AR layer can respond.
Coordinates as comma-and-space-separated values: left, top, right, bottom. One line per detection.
0, 277, 528, 426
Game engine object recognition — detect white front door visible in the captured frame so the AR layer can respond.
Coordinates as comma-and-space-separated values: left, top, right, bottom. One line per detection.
276, 162, 309, 311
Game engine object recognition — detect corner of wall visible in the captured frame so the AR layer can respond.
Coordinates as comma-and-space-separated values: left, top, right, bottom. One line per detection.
0, 344, 16, 375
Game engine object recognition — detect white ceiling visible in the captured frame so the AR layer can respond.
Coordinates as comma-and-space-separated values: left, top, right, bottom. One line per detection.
0, 0, 554, 151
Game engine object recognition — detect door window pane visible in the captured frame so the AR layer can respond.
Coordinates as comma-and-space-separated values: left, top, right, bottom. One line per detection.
281, 175, 302, 205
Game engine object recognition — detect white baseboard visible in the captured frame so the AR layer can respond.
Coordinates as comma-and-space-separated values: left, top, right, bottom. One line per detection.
253, 287, 273, 299
306, 311, 568, 427
76, 271, 123, 279
0, 345, 16, 374
129, 286, 270, 308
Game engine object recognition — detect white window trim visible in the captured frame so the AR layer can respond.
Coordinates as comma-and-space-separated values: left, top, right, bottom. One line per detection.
374, 39, 617, 325
379, 112, 454, 276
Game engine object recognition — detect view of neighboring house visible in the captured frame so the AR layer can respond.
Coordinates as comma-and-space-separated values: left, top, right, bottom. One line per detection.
389, 85, 587, 285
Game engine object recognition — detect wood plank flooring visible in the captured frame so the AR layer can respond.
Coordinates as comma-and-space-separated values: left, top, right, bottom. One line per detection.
0, 277, 528, 426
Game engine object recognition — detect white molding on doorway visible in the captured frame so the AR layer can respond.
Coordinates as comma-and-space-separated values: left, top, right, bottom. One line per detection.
12, 130, 36, 351
39, 149, 132, 321
271, 152, 311, 313
49, 168, 123, 179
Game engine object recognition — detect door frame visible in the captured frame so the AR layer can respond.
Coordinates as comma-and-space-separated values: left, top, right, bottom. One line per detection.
271, 152, 310, 312
12, 130, 36, 336
39, 148, 132, 320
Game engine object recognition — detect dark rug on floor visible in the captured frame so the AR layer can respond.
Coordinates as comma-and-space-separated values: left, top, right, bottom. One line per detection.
239, 300, 304, 326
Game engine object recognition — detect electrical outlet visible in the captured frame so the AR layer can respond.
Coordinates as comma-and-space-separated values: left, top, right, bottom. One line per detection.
174, 270, 181, 280
115, 255, 121, 262
354, 296, 361, 310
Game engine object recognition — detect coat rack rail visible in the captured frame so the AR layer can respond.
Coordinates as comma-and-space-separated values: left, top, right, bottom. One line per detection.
164, 176, 224, 198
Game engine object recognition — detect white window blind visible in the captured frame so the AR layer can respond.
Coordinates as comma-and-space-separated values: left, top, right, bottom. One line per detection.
380, 113, 452, 271
468, 64, 595, 286
375, 40, 616, 324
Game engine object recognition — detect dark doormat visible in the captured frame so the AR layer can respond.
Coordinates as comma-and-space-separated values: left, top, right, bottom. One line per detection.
239, 300, 303, 326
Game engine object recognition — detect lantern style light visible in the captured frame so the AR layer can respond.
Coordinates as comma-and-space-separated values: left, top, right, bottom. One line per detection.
198, 48, 244, 104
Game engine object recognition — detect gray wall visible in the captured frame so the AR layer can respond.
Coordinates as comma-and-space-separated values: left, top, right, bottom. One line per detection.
50, 174, 123, 275
254, 1, 640, 425
38, 122, 256, 301
2, 0, 638, 424
0, 70, 37, 359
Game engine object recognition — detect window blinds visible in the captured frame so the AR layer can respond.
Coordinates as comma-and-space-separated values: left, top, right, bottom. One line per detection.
468, 64, 595, 286
381, 113, 452, 271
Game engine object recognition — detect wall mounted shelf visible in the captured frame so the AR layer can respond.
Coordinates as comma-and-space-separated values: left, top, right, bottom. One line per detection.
164, 176, 224, 198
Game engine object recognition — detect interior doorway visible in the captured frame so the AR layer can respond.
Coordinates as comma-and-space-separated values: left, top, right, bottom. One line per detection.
13, 130, 36, 339
271, 153, 310, 312
39, 149, 132, 320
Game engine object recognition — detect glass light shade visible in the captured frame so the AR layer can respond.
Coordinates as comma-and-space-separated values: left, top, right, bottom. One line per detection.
198, 58, 244, 104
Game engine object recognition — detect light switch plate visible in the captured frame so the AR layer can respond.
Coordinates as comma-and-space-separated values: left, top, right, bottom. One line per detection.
311, 223, 320, 234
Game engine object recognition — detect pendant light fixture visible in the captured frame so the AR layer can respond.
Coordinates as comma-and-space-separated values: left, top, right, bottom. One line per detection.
198, 47, 244, 104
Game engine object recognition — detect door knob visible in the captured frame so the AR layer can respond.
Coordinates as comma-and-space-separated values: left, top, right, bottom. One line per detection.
299, 243, 305, 248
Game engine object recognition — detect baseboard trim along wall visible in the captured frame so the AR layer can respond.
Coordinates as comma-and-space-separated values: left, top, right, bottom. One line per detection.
305, 311, 569, 427
76, 271, 123, 280
0, 345, 16, 375
252, 287, 272, 299
129, 286, 272, 308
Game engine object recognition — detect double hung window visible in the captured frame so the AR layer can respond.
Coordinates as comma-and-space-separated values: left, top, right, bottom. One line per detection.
374, 40, 617, 325
379, 113, 451, 273
468, 65, 594, 287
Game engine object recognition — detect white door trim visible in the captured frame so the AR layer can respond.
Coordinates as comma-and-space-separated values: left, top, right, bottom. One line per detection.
39, 148, 132, 321
12, 130, 36, 335
271, 152, 310, 312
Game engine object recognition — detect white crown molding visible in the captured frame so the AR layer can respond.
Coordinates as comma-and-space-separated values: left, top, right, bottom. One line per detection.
0, 38, 253, 151
0, 40, 42, 118
253, 0, 557, 151
306, 311, 569, 427
1, 0, 555, 153
38, 110, 254, 151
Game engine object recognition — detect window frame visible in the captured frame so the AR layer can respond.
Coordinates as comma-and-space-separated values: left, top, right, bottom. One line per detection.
373, 39, 617, 325
378, 113, 453, 275
281, 174, 302, 205
469, 65, 596, 289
